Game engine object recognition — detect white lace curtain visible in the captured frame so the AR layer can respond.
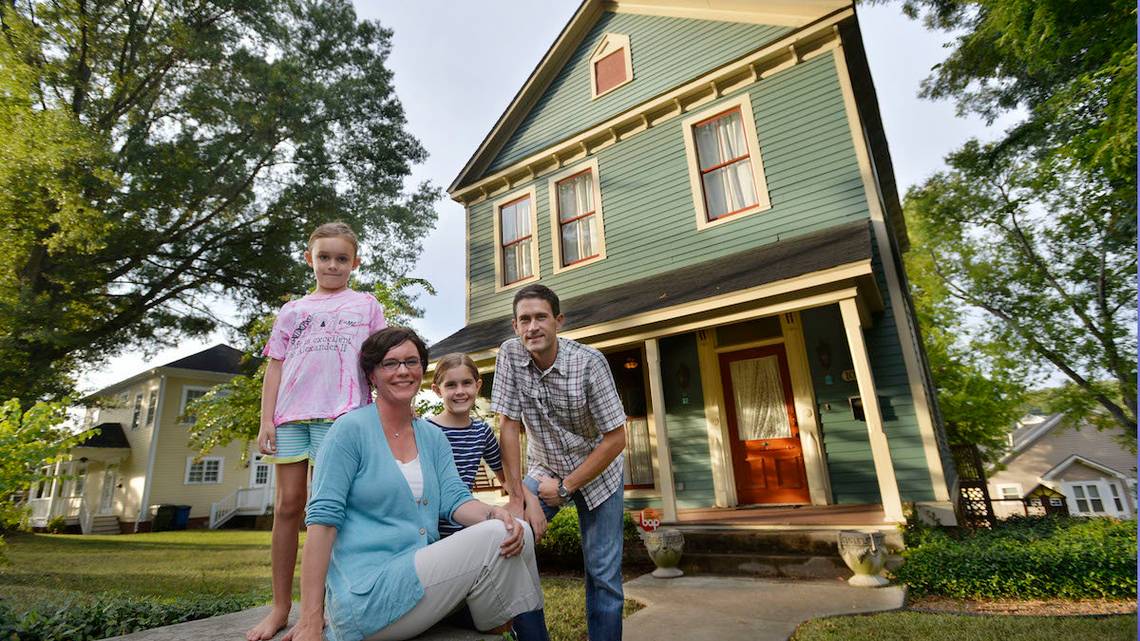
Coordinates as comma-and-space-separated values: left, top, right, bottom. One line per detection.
729, 355, 791, 441
694, 110, 757, 219
501, 198, 532, 282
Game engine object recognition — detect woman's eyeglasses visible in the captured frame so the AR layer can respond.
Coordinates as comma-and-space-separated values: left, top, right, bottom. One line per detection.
379, 357, 423, 372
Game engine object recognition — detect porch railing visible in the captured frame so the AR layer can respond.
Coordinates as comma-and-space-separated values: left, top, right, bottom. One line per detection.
28, 498, 50, 525
210, 486, 273, 529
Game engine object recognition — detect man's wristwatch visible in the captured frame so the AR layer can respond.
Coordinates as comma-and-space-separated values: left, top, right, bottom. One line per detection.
557, 480, 571, 501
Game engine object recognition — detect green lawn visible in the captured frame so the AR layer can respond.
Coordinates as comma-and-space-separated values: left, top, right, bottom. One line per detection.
0, 531, 634, 641
791, 611, 1137, 641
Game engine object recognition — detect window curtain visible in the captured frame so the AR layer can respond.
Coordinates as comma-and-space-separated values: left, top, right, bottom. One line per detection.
501, 199, 532, 282
558, 173, 597, 264
729, 356, 790, 441
695, 111, 758, 219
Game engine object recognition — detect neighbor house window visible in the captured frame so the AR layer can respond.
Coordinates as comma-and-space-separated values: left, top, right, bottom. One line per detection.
130, 393, 143, 430
493, 186, 540, 291
1066, 481, 1108, 516
589, 33, 632, 99
145, 389, 158, 426
185, 457, 223, 484
180, 386, 210, 424
682, 94, 771, 230
996, 484, 1023, 500
548, 159, 606, 273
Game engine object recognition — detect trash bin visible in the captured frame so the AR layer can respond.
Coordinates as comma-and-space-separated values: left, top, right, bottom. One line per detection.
151, 504, 177, 532
172, 505, 192, 530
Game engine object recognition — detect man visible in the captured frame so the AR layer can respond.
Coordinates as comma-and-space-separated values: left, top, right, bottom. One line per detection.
491, 283, 628, 641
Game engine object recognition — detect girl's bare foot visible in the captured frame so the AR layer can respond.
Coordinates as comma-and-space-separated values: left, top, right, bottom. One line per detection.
246, 606, 290, 641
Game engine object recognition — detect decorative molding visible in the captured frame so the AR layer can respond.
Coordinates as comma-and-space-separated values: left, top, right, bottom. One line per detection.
590, 32, 634, 99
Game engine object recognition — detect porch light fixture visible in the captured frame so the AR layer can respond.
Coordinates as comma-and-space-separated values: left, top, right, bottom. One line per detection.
624, 357, 639, 370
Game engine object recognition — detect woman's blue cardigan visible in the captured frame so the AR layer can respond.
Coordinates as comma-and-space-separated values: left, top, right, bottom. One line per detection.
305, 404, 474, 641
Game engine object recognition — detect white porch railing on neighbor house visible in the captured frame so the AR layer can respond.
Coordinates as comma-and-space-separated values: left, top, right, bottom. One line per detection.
28, 496, 90, 532
210, 486, 273, 529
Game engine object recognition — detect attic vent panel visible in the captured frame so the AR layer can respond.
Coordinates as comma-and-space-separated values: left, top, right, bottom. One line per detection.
590, 33, 632, 99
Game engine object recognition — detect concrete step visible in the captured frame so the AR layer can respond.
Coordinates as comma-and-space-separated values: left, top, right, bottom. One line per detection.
679, 551, 851, 580
676, 527, 904, 555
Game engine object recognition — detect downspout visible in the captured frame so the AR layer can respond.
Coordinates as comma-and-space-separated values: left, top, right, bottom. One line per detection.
134, 373, 166, 532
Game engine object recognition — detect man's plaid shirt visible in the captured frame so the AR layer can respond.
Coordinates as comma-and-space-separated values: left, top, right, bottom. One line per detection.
490, 336, 626, 510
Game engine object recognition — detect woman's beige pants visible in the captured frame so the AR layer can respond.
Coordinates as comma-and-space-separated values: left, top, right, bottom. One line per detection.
364, 519, 544, 640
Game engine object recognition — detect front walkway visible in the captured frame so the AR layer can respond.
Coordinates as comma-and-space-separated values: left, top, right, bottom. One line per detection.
99, 575, 905, 641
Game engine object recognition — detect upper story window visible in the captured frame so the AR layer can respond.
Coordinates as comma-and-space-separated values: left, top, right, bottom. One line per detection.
130, 393, 143, 431
180, 385, 211, 424
145, 388, 158, 426
493, 186, 540, 291
548, 158, 606, 273
681, 94, 771, 230
590, 33, 633, 99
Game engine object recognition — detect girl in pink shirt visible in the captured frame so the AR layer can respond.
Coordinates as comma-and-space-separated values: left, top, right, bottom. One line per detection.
247, 222, 386, 641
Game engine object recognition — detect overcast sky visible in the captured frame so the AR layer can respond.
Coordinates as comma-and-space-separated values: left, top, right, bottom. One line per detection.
82, 1, 1006, 392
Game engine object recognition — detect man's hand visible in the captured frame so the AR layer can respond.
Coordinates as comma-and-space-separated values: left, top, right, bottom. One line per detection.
488, 506, 525, 557
537, 475, 567, 508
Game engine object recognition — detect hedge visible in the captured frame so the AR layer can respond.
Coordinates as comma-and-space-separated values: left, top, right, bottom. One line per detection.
534, 507, 641, 567
0, 593, 263, 641
894, 515, 1137, 599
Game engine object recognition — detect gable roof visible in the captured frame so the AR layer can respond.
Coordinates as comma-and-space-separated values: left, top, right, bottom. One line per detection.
1003, 413, 1066, 460
450, 0, 851, 195
1041, 454, 1130, 482
80, 422, 131, 449
159, 344, 245, 375
429, 220, 874, 358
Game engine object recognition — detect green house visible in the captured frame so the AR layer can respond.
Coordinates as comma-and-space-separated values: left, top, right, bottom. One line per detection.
431, 0, 957, 526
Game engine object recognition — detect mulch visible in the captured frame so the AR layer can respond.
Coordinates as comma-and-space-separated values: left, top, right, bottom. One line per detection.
906, 596, 1138, 616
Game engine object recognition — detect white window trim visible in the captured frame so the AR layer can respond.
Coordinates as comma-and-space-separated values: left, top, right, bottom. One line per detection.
995, 483, 1023, 500
184, 456, 224, 485
179, 385, 212, 424
1062, 479, 1127, 518
589, 33, 633, 99
145, 387, 159, 427
547, 158, 607, 274
681, 93, 772, 231
130, 392, 144, 431
492, 185, 541, 293
249, 453, 274, 488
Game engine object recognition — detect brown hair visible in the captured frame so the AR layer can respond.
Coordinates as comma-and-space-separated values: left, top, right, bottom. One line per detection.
308, 221, 360, 255
432, 353, 480, 386
359, 326, 429, 383
513, 283, 560, 317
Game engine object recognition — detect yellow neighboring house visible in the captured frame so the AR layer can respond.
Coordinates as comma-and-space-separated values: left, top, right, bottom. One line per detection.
28, 345, 274, 534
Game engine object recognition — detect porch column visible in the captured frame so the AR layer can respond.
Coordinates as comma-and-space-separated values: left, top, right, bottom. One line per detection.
838, 298, 905, 523
645, 338, 678, 523
45, 460, 63, 519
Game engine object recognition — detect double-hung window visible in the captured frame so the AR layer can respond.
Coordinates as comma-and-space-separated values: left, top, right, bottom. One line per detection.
682, 94, 771, 229
494, 187, 540, 290
185, 456, 223, 484
548, 159, 606, 273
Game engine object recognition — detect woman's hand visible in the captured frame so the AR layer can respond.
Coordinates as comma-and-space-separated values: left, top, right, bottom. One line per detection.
488, 506, 525, 557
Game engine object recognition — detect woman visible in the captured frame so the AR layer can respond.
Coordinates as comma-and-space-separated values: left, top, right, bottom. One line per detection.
287, 326, 544, 641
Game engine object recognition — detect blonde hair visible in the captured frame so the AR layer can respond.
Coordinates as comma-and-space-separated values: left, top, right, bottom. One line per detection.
308, 221, 360, 255
433, 353, 480, 386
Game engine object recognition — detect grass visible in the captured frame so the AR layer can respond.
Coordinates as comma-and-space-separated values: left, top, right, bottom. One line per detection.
0, 531, 638, 641
791, 611, 1138, 641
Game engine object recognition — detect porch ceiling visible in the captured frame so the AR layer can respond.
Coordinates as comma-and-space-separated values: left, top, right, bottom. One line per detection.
430, 220, 876, 359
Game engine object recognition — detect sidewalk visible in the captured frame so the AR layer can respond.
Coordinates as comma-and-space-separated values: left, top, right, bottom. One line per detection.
100, 575, 904, 641
622, 574, 905, 641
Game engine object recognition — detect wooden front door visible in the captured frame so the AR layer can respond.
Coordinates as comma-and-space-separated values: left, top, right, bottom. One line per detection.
719, 344, 810, 504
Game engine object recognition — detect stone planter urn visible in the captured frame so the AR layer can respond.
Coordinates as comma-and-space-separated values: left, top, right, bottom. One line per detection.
642, 527, 685, 578
837, 530, 888, 587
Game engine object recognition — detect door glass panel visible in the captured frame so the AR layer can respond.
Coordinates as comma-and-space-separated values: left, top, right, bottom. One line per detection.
729, 355, 790, 441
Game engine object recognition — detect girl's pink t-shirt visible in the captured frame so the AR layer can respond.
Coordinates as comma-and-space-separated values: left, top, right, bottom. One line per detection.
263, 289, 386, 426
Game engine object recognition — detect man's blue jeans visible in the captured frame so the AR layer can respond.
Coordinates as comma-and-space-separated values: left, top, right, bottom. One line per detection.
525, 475, 625, 641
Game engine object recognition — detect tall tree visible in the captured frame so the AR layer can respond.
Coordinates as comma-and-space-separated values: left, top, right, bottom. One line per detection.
887, 0, 1137, 445
0, 1, 438, 404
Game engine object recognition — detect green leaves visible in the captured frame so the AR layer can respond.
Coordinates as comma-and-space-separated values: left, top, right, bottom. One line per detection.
0, 1, 440, 403
888, 0, 1138, 447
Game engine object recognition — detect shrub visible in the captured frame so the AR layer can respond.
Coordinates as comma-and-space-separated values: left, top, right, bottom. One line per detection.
44, 516, 67, 534
893, 515, 1137, 599
534, 507, 640, 567
0, 592, 263, 641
